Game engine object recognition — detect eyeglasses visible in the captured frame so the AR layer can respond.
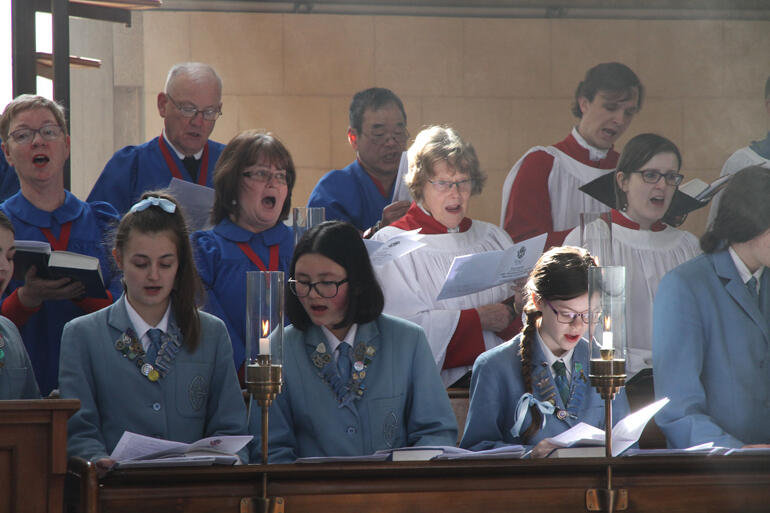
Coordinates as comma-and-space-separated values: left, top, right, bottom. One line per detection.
360, 128, 409, 145
7, 124, 64, 145
427, 178, 473, 193
289, 278, 348, 298
544, 299, 601, 324
166, 94, 221, 121
632, 169, 684, 186
242, 168, 288, 186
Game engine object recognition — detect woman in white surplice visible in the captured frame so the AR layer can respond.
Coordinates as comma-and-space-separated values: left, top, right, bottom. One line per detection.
372, 126, 520, 387
563, 133, 701, 381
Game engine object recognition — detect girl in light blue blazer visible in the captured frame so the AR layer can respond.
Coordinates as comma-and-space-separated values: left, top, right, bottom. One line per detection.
250, 221, 457, 463
0, 212, 39, 399
461, 246, 629, 457
59, 192, 247, 473
654, 165, 770, 448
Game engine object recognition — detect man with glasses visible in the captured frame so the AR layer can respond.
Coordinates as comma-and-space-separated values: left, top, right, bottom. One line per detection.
501, 62, 643, 249
308, 87, 411, 235
88, 62, 225, 214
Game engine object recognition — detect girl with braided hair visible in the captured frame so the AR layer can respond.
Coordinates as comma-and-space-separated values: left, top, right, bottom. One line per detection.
460, 245, 630, 457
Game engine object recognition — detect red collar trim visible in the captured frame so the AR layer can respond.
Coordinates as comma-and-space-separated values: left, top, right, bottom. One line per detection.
358, 159, 389, 198
611, 209, 667, 232
389, 202, 472, 234
556, 133, 619, 169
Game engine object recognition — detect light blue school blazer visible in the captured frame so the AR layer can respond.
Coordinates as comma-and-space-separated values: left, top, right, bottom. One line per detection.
59, 295, 248, 461
653, 250, 770, 448
250, 314, 458, 463
0, 316, 40, 399
460, 332, 630, 451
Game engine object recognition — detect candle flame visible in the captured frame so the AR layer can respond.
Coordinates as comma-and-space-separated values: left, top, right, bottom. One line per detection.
603, 315, 611, 331
262, 320, 269, 337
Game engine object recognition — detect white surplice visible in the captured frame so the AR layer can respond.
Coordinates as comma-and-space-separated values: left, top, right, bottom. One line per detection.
564, 214, 701, 376
373, 221, 516, 387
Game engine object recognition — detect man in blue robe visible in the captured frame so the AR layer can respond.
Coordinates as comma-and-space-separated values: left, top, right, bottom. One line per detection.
308, 88, 411, 235
87, 62, 225, 214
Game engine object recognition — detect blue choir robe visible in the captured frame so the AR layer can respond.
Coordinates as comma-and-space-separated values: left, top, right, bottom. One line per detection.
86, 136, 224, 215
0, 316, 40, 399
653, 250, 770, 448
460, 333, 630, 451
58, 294, 249, 462
0, 147, 20, 202
307, 160, 392, 232
192, 219, 294, 370
250, 314, 458, 463
0, 191, 121, 396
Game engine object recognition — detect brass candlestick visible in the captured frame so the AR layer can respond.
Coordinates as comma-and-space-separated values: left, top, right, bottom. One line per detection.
241, 271, 285, 513
586, 266, 628, 513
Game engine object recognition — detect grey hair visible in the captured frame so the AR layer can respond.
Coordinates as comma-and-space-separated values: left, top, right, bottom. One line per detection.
164, 62, 223, 98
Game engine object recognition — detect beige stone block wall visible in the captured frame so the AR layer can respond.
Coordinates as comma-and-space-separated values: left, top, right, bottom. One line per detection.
112, 12, 770, 239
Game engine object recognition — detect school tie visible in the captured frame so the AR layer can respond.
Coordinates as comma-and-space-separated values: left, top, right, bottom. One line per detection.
552, 360, 570, 406
182, 156, 199, 181
337, 342, 352, 382
146, 328, 163, 363
747, 276, 759, 301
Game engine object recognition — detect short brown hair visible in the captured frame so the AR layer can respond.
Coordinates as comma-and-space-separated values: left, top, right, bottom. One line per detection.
211, 130, 296, 225
0, 94, 68, 142
405, 125, 486, 203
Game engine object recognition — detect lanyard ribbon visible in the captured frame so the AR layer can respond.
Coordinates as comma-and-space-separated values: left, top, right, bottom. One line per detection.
236, 243, 280, 272
157, 135, 209, 185
40, 221, 72, 251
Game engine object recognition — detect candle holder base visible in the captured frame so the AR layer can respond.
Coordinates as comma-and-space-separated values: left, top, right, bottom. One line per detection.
246, 360, 283, 408
589, 359, 626, 400
240, 496, 285, 513
586, 488, 627, 512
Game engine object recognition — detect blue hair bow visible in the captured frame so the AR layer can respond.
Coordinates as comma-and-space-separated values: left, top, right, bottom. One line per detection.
510, 392, 555, 438
129, 196, 176, 214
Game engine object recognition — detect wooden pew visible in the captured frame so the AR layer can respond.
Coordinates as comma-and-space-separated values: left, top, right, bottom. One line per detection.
66, 453, 770, 513
0, 399, 79, 513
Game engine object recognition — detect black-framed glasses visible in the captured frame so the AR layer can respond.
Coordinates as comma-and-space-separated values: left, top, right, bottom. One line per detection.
632, 169, 684, 186
166, 94, 222, 121
242, 168, 288, 186
289, 278, 348, 298
7, 124, 64, 145
544, 299, 601, 324
360, 128, 409, 145
427, 178, 473, 193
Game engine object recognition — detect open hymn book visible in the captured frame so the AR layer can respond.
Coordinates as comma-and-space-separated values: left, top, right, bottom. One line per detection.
110, 431, 253, 468
12, 240, 107, 298
545, 397, 670, 458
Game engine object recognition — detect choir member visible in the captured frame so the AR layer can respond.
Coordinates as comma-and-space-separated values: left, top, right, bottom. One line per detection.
193, 130, 295, 380
654, 166, 770, 449
59, 192, 247, 471
564, 133, 701, 380
251, 221, 457, 463
461, 246, 629, 457
0, 94, 120, 395
372, 125, 519, 387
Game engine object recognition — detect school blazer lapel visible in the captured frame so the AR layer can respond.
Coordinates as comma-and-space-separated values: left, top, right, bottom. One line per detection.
713, 251, 769, 343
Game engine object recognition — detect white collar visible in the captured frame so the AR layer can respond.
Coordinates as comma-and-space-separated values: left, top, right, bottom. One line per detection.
321, 324, 359, 357
728, 246, 764, 289
536, 328, 575, 378
572, 126, 609, 162
124, 298, 172, 351
162, 130, 203, 160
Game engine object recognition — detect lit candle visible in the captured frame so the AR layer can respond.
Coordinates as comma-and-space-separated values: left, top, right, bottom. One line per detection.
602, 316, 613, 350
259, 320, 271, 355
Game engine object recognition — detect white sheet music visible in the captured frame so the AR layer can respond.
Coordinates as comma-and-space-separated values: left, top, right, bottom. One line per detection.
436, 233, 546, 301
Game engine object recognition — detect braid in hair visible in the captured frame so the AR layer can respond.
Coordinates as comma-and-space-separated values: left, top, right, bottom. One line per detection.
519, 306, 543, 441
515, 245, 595, 442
